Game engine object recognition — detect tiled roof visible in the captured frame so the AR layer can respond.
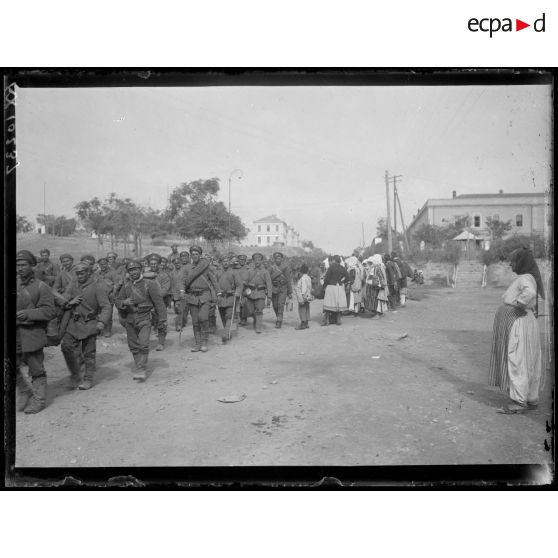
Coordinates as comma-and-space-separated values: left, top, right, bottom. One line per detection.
254, 215, 286, 224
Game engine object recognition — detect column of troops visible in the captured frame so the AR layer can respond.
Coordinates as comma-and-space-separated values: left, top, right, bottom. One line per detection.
15, 246, 298, 414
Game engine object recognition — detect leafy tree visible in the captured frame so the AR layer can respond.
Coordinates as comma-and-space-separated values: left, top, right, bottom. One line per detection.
412, 223, 445, 248
301, 239, 315, 250
485, 216, 513, 240
37, 213, 76, 236
168, 178, 248, 248
17, 214, 34, 233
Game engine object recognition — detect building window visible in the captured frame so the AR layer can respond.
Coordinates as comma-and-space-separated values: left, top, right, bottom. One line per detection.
267, 225, 270, 232
275, 236, 278, 240
493, 214, 499, 221
258, 225, 261, 232
275, 225, 279, 232
257, 236, 261, 245
267, 236, 271, 244
516, 214, 523, 227
473, 215, 481, 228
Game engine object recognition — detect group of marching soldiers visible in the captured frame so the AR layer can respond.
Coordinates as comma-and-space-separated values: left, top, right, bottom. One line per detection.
15, 245, 295, 413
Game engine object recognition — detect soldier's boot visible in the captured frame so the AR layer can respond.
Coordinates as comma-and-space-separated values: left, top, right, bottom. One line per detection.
222, 318, 232, 343
295, 321, 307, 330
200, 324, 209, 352
24, 375, 47, 414
156, 333, 165, 351
78, 366, 95, 390
62, 350, 82, 389
275, 313, 283, 328
133, 353, 147, 381
103, 327, 112, 338
255, 313, 263, 334
209, 314, 217, 335
304, 321, 310, 329
16, 371, 33, 412
191, 327, 202, 352
321, 312, 329, 326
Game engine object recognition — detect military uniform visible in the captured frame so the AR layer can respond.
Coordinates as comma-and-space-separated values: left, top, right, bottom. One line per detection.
236, 257, 250, 325
115, 262, 167, 380
182, 250, 220, 352
34, 259, 59, 287
144, 259, 171, 350
53, 264, 76, 294
61, 265, 112, 389
216, 266, 243, 342
170, 264, 189, 330
16, 251, 56, 413
269, 254, 293, 328
97, 263, 120, 336
244, 257, 272, 334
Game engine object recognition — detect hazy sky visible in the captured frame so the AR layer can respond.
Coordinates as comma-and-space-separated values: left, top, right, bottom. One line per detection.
16, 84, 551, 253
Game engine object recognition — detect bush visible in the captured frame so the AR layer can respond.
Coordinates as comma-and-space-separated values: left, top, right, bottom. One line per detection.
151, 238, 168, 247
481, 235, 547, 265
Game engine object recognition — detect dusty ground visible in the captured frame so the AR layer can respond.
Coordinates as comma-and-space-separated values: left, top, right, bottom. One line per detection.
15, 284, 553, 468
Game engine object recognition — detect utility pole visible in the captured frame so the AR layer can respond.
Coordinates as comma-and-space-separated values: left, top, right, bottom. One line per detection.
43, 181, 46, 235
385, 170, 392, 253
396, 187, 410, 252
393, 177, 398, 235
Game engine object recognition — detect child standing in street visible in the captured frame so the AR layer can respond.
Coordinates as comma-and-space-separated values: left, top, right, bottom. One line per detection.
294, 264, 313, 330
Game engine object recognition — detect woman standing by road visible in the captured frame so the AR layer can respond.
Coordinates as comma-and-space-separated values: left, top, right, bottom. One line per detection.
322, 255, 349, 326
488, 247, 545, 414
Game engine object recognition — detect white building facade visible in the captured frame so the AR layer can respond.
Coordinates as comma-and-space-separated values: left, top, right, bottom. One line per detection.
253, 215, 300, 247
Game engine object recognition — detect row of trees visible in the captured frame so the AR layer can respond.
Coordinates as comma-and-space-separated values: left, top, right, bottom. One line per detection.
74, 178, 249, 255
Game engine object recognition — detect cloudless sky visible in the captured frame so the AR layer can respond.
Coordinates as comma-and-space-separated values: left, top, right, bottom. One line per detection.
16, 84, 551, 253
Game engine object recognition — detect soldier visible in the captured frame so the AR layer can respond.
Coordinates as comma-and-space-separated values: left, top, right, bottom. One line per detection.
181, 246, 219, 352
268, 252, 293, 328
179, 250, 190, 267
60, 262, 111, 390
34, 248, 59, 287
16, 250, 56, 413
53, 253, 76, 294
115, 260, 167, 381
168, 244, 180, 265
97, 257, 120, 337
383, 254, 399, 310
160, 256, 170, 273
80, 254, 99, 281
216, 256, 243, 343
170, 258, 188, 331
236, 254, 250, 326
145, 254, 170, 351
244, 253, 272, 334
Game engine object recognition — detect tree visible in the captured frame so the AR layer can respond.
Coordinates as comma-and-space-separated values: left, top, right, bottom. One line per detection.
17, 214, 34, 233
485, 216, 513, 240
168, 178, 248, 248
301, 240, 315, 251
37, 213, 76, 236
75, 197, 108, 250
413, 223, 445, 248
167, 178, 220, 220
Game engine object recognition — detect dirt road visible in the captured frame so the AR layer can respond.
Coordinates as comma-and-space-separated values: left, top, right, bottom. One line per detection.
15, 284, 552, 468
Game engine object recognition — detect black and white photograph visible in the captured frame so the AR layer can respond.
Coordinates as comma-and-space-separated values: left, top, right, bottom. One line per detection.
6, 71, 553, 481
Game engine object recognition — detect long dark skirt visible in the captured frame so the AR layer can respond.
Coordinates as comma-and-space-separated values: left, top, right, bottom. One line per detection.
488, 304, 524, 391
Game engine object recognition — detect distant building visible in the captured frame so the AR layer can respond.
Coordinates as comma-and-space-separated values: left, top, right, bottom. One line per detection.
253, 214, 300, 247
406, 190, 548, 243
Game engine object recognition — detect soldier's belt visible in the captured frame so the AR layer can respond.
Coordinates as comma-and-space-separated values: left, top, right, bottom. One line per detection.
255, 286, 267, 291
187, 288, 208, 295
222, 290, 235, 295
73, 312, 96, 322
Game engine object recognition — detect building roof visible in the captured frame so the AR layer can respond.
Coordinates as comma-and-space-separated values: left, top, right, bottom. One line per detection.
407, 191, 547, 232
253, 214, 286, 224
452, 231, 479, 241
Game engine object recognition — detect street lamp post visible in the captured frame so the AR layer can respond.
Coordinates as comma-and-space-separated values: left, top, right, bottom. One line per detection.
228, 168, 243, 251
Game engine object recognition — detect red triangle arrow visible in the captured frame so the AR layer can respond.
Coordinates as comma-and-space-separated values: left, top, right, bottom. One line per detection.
516, 19, 530, 31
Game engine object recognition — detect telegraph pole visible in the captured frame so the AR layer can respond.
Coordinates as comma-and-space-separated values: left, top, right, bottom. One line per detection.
396, 187, 410, 252
393, 177, 398, 235
385, 170, 392, 253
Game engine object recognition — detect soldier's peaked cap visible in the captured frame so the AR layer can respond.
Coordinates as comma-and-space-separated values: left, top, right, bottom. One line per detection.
148, 253, 161, 263
59, 253, 73, 261
190, 245, 203, 255
179, 250, 190, 257
97, 257, 108, 264
252, 252, 264, 260
127, 259, 143, 270
74, 262, 90, 272
16, 250, 37, 266
273, 252, 284, 258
